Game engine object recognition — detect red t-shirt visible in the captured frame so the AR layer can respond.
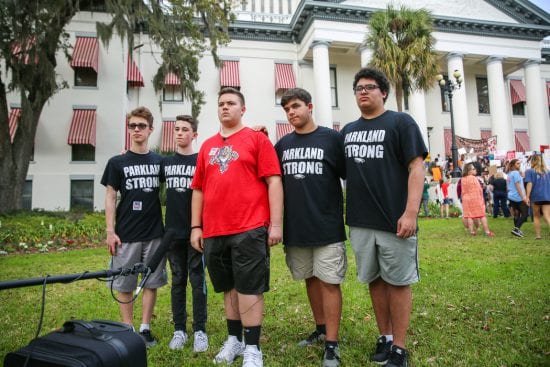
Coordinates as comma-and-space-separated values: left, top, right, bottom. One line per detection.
441, 181, 449, 198
191, 127, 281, 238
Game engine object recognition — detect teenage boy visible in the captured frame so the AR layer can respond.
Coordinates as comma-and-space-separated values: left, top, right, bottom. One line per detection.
274, 88, 346, 367
190, 87, 283, 367
160, 115, 208, 352
342, 68, 427, 367
101, 106, 166, 347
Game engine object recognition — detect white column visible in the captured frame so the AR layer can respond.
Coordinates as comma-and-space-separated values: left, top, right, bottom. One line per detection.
524, 59, 549, 150
486, 56, 514, 151
312, 40, 333, 128
408, 90, 429, 150
447, 53, 470, 138
359, 46, 373, 68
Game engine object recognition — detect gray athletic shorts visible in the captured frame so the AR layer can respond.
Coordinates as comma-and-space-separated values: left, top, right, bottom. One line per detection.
108, 237, 168, 292
284, 242, 347, 284
349, 227, 419, 286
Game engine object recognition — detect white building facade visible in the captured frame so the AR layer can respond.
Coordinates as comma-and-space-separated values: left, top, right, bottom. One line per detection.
6, 0, 550, 211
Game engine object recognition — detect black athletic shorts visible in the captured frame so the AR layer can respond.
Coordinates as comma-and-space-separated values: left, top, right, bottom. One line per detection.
204, 226, 269, 295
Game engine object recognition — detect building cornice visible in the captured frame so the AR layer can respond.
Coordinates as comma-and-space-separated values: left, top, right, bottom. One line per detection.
226, 0, 550, 43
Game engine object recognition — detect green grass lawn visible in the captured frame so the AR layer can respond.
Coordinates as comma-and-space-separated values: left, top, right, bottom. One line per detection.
0, 216, 549, 366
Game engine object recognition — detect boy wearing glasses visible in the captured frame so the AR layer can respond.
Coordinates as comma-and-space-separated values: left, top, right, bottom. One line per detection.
190, 87, 283, 367
160, 115, 209, 352
342, 68, 427, 367
101, 106, 166, 347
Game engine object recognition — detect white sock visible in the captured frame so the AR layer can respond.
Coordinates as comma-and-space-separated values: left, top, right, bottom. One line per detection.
140, 323, 150, 332
384, 335, 393, 342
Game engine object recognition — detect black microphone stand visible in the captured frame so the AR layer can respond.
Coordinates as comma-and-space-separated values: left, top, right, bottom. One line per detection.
0, 263, 148, 291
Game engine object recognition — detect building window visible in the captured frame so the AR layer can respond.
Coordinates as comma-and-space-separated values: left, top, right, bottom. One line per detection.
330, 67, 338, 108
512, 102, 525, 116
70, 179, 94, 211
22, 180, 32, 210
476, 77, 490, 114
72, 144, 95, 161
163, 86, 184, 102
439, 75, 450, 112
75, 68, 97, 87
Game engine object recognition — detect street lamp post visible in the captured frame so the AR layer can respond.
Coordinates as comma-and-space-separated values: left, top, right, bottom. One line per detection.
436, 70, 463, 178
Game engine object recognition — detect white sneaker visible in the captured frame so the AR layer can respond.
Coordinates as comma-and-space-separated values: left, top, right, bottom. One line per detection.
168, 330, 188, 350
242, 345, 263, 367
213, 336, 245, 364
193, 330, 209, 352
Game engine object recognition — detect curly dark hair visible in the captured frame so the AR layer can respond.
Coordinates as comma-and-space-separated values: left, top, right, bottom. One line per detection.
353, 68, 390, 103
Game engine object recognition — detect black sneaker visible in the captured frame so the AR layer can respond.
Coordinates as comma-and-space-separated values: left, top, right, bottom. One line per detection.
139, 329, 157, 348
386, 345, 408, 367
297, 330, 325, 347
371, 336, 392, 365
322, 346, 341, 367
511, 228, 524, 238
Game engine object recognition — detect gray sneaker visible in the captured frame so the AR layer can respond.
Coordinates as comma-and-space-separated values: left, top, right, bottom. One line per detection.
242, 345, 263, 367
139, 329, 157, 348
213, 336, 244, 364
193, 330, 209, 352
322, 346, 341, 367
298, 330, 326, 347
168, 330, 188, 350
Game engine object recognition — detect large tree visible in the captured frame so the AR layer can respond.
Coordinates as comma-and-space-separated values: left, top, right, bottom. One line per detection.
0, 0, 232, 214
363, 4, 438, 112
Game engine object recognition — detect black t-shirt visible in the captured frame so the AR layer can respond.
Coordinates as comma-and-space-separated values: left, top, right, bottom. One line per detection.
275, 126, 346, 247
160, 153, 197, 240
490, 177, 507, 193
101, 151, 163, 242
342, 111, 428, 233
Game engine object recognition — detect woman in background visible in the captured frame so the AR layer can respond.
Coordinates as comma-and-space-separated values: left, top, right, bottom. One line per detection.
507, 159, 529, 238
460, 163, 494, 237
525, 155, 550, 239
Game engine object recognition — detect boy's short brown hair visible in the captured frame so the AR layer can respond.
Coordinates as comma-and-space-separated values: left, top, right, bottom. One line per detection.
128, 106, 154, 127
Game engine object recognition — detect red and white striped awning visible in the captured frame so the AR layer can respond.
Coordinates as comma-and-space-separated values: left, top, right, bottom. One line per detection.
510, 79, 526, 105
161, 120, 176, 152
220, 60, 240, 88
124, 117, 131, 150
8, 108, 21, 143
67, 109, 96, 146
164, 72, 181, 86
276, 122, 295, 141
546, 82, 550, 106
70, 37, 99, 72
11, 37, 36, 64
514, 130, 530, 153
480, 129, 492, 140
127, 58, 144, 87
275, 63, 296, 90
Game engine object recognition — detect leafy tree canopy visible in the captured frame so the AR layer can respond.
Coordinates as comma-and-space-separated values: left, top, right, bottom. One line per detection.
0, 0, 233, 213
364, 4, 438, 111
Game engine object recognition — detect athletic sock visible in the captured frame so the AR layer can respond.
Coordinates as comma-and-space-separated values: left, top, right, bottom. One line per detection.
243, 325, 262, 347
139, 323, 150, 332
316, 324, 327, 335
227, 319, 243, 342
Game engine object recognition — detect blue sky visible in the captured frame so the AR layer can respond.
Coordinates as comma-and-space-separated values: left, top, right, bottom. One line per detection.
528, 0, 550, 14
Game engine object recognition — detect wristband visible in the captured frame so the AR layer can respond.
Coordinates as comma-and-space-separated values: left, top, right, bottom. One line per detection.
191, 225, 202, 230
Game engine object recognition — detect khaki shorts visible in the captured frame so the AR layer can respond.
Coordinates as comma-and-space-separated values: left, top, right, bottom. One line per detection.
284, 242, 347, 285
108, 238, 168, 292
349, 227, 419, 286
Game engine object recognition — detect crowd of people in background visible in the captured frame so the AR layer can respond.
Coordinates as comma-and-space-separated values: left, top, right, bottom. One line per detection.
423, 152, 550, 239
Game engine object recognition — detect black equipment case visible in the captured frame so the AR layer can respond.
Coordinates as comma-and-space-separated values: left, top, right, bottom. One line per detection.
4, 320, 147, 367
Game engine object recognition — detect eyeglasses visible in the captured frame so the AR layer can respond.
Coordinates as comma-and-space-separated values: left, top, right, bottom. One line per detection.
354, 84, 380, 93
128, 123, 149, 130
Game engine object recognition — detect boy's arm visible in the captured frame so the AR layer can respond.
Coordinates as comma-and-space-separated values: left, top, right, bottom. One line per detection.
265, 175, 283, 246
105, 185, 121, 256
190, 189, 204, 252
